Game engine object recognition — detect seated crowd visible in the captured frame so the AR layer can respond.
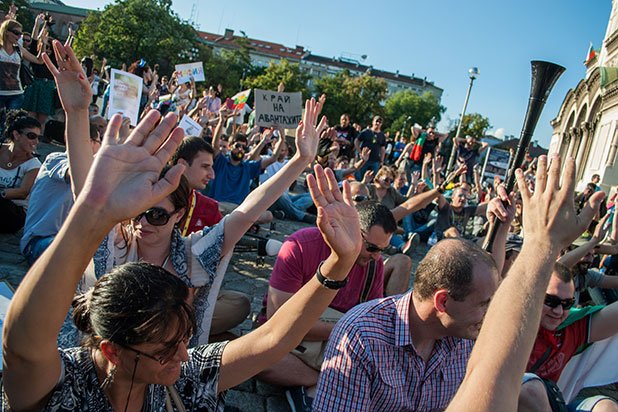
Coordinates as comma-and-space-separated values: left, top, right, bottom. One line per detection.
1, 37, 618, 412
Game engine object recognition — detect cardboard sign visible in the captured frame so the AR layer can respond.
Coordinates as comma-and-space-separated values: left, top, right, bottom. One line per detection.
178, 114, 203, 137
254, 89, 302, 128
175, 62, 205, 84
481, 147, 511, 182
107, 69, 143, 126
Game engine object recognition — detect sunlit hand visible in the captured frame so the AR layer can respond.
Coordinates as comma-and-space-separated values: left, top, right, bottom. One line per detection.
295, 97, 327, 160
307, 164, 361, 263
42, 40, 92, 113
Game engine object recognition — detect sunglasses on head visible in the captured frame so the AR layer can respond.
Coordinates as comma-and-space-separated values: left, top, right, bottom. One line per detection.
9, 29, 22, 36
135, 207, 176, 226
22, 131, 42, 140
352, 195, 368, 202
544, 294, 575, 310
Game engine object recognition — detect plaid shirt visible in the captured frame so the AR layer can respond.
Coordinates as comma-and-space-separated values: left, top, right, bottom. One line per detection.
314, 291, 473, 412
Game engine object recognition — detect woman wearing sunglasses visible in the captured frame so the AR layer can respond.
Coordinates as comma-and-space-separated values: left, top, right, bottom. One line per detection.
0, 19, 43, 114
0, 109, 41, 233
2, 97, 362, 411
42, 41, 328, 348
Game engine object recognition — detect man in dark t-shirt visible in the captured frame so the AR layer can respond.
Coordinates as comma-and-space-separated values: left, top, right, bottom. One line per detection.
334, 113, 357, 159
354, 115, 386, 180
435, 186, 487, 239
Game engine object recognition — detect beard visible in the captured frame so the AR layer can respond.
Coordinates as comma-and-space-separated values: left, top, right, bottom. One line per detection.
231, 150, 245, 161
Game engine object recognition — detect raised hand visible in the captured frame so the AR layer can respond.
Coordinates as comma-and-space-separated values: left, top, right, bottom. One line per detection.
591, 213, 611, 244
307, 164, 361, 263
515, 155, 605, 251
42, 40, 92, 113
295, 97, 328, 160
486, 185, 515, 226
362, 169, 374, 185
81, 111, 185, 225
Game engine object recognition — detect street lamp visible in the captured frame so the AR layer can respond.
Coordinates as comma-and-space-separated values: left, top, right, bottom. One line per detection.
446, 67, 480, 173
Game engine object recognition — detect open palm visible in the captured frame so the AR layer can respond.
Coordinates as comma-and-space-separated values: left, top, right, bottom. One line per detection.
307, 165, 362, 259
295, 97, 328, 160
81, 112, 185, 224
42, 40, 92, 112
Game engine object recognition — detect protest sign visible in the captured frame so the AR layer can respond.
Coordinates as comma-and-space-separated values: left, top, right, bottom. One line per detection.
481, 147, 511, 182
175, 62, 205, 84
107, 69, 143, 126
254, 89, 302, 128
178, 114, 204, 137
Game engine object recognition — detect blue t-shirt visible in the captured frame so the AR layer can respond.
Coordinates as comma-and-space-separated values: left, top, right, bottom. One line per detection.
208, 154, 262, 204
20, 152, 72, 252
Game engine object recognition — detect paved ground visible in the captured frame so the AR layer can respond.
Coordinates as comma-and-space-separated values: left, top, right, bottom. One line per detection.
0, 141, 430, 411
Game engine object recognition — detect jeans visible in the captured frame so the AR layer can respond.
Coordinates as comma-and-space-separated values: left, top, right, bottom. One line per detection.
271, 192, 314, 221
0, 93, 25, 111
355, 160, 380, 181
23, 235, 55, 265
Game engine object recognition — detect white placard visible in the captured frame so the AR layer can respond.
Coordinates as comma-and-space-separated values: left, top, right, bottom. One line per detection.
178, 115, 203, 137
175, 62, 205, 84
254, 89, 303, 128
107, 69, 143, 126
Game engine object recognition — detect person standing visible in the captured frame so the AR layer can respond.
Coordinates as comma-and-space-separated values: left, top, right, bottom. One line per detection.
354, 115, 386, 180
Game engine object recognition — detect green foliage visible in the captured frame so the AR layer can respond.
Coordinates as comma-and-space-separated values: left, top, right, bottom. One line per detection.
0, 0, 34, 35
243, 59, 310, 98
384, 90, 445, 137
315, 70, 387, 127
73, 0, 200, 74
450, 112, 492, 139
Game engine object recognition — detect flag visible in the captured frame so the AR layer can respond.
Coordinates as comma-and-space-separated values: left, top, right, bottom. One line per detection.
230, 89, 251, 110
600, 66, 618, 87
585, 42, 597, 64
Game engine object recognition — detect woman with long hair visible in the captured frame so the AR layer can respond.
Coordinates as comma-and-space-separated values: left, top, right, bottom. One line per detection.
0, 109, 41, 233
2, 101, 361, 411
0, 19, 42, 113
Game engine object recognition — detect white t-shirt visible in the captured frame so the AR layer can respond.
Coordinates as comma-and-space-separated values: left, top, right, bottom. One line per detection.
0, 47, 22, 95
0, 156, 41, 208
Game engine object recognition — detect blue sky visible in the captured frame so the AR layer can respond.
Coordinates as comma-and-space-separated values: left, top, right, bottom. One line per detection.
65, 0, 611, 147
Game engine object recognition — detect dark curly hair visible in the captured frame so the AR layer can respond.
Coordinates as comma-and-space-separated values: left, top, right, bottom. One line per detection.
4, 109, 40, 141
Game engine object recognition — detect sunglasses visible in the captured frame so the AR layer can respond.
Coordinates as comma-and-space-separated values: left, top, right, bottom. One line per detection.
352, 195, 368, 202
135, 207, 176, 226
9, 29, 22, 36
362, 234, 385, 253
22, 131, 42, 140
544, 294, 575, 310
380, 177, 393, 183
233, 142, 247, 150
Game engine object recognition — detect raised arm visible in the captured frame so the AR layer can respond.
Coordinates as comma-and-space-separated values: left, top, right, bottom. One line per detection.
558, 214, 610, 268
221, 98, 327, 256
2, 112, 185, 411
211, 108, 230, 159
42, 40, 93, 198
260, 131, 285, 169
218, 165, 361, 391
446, 155, 604, 412
391, 188, 441, 221
483, 187, 515, 276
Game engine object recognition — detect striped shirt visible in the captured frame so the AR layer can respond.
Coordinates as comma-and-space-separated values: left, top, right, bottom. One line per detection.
314, 291, 473, 412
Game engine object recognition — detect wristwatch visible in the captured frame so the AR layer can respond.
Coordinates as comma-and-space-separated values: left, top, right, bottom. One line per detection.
315, 261, 348, 290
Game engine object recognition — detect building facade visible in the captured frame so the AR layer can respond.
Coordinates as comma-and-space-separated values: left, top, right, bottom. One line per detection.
549, 0, 618, 191
198, 28, 443, 101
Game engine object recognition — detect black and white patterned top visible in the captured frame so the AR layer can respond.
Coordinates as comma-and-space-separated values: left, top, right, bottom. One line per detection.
2, 341, 228, 411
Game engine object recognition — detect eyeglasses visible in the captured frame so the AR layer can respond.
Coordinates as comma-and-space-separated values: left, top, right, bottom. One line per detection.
362, 233, 385, 254
544, 294, 575, 310
9, 29, 22, 36
352, 195, 368, 202
135, 207, 176, 226
21, 131, 42, 140
120, 336, 191, 365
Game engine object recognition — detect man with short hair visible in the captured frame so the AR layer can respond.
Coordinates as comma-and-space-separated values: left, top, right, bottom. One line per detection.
354, 115, 386, 180
314, 237, 502, 411
519, 265, 618, 412
258, 201, 397, 410
435, 185, 488, 239
334, 113, 357, 159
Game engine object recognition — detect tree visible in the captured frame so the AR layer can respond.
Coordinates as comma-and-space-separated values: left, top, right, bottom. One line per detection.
450, 113, 492, 139
73, 0, 202, 74
202, 41, 259, 96
383, 90, 445, 137
0, 0, 34, 35
315, 70, 387, 127
243, 59, 310, 98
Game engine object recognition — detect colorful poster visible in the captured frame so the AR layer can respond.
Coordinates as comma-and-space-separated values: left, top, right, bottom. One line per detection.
175, 62, 205, 84
107, 69, 143, 126
254, 89, 303, 128
178, 114, 203, 137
